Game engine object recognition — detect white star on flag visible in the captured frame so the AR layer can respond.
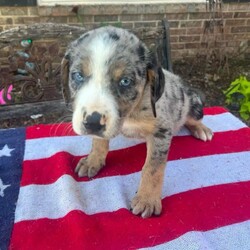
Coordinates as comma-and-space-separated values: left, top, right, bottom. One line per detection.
0, 178, 11, 197
0, 144, 15, 157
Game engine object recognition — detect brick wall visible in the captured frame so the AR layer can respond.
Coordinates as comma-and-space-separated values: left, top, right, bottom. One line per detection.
0, 2, 249, 61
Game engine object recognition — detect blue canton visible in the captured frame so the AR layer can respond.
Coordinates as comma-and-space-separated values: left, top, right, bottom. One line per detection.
0, 128, 26, 250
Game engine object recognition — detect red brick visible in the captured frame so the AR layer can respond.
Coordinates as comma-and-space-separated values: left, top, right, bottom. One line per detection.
38, 6, 74, 16
1, 7, 28, 16
170, 28, 186, 35
52, 6, 75, 16
165, 3, 187, 13
67, 16, 79, 24
166, 13, 188, 20
134, 22, 157, 28
171, 43, 185, 50
231, 26, 250, 33
180, 20, 202, 28
77, 15, 94, 23
185, 43, 202, 49
186, 27, 203, 35
143, 4, 167, 14
169, 21, 179, 28
98, 22, 123, 28
94, 15, 118, 23
14, 17, 41, 25
141, 14, 165, 21
228, 3, 250, 11
224, 33, 250, 41
234, 12, 250, 18
170, 36, 178, 43
156, 21, 163, 27
120, 22, 134, 29
189, 12, 210, 20
191, 3, 208, 12
223, 26, 231, 34
203, 20, 223, 34
28, 7, 38, 16
120, 15, 142, 22
0, 18, 13, 25
214, 41, 228, 48
77, 4, 167, 16
200, 42, 208, 48
179, 35, 200, 42
227, 40, 242, 47
39, 16, 68, 24
222, 12, 233, 19
225, 19, 246, 26
37, 7, 53, 16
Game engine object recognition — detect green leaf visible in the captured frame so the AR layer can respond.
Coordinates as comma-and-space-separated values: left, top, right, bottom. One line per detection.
240, 102, 250, 112
240, 112, 250, 120
224, 76, 250, 120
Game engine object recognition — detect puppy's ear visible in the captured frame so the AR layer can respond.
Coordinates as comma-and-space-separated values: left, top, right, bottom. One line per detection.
147, 53, 165, 117
61, 53, 71, 109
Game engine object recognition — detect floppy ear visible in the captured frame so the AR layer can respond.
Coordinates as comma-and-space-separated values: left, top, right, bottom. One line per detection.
60, 54, 71, 109
147, 54, 165, 117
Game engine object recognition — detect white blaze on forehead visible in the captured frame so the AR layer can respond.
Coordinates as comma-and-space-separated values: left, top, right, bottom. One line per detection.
74, 33, 117, 110
74, 80, 110, 110
88, 33, 116, 85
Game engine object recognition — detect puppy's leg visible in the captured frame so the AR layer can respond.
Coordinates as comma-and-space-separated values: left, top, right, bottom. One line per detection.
75, 138, 109, 178
131, 131, 171, 218
186, 89, 213, 141
185, 117, 213, 142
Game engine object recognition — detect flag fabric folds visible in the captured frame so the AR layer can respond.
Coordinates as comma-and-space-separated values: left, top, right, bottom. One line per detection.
0, 107, 250, 250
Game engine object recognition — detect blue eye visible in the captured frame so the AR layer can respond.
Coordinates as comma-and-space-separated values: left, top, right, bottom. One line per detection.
72, 72, 84, 84
120, 78, 131, 87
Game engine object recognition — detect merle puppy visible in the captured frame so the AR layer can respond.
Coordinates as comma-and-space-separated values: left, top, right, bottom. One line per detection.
61, 26, 213, 218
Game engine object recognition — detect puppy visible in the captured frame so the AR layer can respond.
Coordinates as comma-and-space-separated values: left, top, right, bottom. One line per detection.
61, 26, 213, 218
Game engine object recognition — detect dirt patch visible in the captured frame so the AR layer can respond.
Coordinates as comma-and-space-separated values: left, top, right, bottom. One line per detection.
173, 55, 250, 127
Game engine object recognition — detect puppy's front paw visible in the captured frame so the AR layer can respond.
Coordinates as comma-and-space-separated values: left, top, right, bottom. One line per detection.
75, 155, 105, 178
190, 123, 213, 142
131, 194, 162, 218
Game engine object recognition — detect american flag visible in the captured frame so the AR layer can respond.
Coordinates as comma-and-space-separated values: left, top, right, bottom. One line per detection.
1, 107, 250, 250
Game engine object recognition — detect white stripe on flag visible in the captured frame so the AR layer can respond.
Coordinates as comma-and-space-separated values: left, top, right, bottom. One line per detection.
24, 112, 246, 161
24, 134, 144, 160
15, 151, 250, 222
141, 220, 250, 250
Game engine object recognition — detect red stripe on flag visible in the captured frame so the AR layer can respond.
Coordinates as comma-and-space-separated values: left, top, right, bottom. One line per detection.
26, 122, 75, 139
21, 128, 250, 186
25, 107, 228, 139
203, 106, 228, 115
170, 127, 250, 160
10, 181, 250, 250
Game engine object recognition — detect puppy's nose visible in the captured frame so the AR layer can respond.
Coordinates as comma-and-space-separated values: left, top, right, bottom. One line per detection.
83, 112, 105, 133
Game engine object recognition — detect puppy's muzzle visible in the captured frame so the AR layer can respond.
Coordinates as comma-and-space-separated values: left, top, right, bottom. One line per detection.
83, 111, 106, 134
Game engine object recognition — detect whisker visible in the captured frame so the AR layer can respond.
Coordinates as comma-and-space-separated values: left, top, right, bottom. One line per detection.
62, 123, 74, 136
49, 115, 72, 136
